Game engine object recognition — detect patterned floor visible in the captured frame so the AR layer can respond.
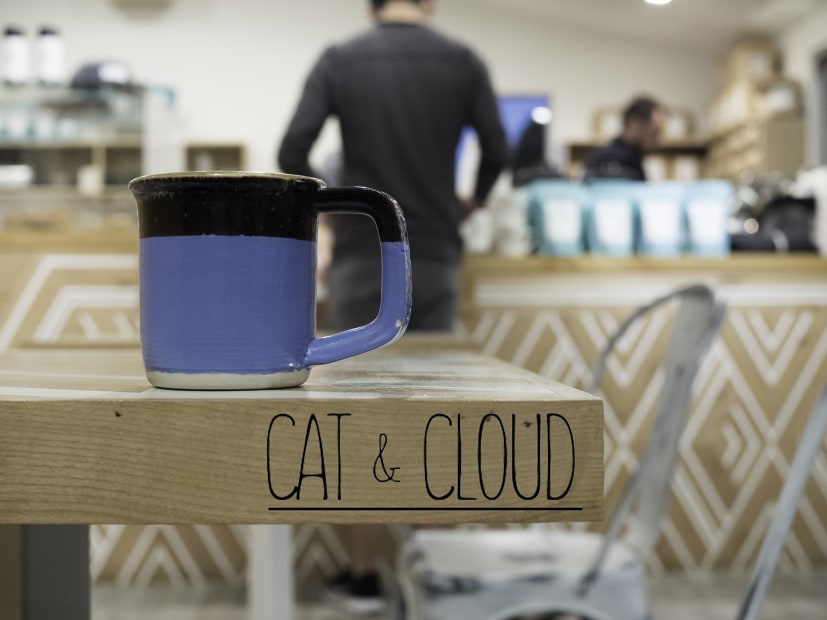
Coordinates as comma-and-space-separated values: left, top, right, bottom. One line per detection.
91, 572, 827, 620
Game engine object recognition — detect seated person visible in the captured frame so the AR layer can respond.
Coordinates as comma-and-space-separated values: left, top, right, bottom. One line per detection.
584, 95, 666, 181
511, 117, 564, 187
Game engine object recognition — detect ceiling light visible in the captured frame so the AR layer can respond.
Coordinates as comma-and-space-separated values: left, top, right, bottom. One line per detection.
531, 107, 553, 125
645, 0, 672, 5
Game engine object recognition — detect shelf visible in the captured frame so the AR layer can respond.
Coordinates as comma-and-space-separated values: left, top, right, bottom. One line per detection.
568, 140, 707, 153
566, 139, 708, 181
0, 184, 131, 198
1, 88, 247, 191
0, 138, 141, 149
705, 114, 804, 181
706, 111, 802, 142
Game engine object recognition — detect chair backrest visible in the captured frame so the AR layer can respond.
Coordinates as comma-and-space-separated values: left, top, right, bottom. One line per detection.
580, 284, 725, 593
735, 381, 827, 620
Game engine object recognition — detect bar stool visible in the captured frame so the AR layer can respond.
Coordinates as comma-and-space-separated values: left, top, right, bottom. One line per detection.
394, 284, 725, 620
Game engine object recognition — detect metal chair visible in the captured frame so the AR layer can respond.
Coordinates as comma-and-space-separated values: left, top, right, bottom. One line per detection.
395, 284, 726, 620
734, 381, 827, 620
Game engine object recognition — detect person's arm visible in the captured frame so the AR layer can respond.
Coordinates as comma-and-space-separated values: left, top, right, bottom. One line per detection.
277, 49, 335, 178
466, 52, 508, 208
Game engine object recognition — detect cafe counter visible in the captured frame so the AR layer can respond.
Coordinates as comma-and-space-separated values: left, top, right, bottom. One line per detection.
1, 233, 826, 591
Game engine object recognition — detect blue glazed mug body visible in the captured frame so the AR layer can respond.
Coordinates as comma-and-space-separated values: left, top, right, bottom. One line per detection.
129, 171, 411, 390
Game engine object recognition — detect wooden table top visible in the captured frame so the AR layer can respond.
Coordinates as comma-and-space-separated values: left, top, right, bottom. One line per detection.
0, 339, 603, 524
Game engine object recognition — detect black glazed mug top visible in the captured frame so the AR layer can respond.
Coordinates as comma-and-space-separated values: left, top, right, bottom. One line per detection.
129, 171, 327, 240
128, 170, 326, 193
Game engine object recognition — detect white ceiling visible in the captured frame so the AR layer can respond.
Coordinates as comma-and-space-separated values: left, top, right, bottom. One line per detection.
464, 0, 823, 54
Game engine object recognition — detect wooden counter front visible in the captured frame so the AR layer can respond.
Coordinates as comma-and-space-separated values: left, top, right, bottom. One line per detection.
0, 345, 603, 525
460, 253, 827, 572
2, 232, 825, 577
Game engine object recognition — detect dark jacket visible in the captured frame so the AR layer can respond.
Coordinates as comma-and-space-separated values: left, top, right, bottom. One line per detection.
583, 137, 646, 182
278, 23, 507, 264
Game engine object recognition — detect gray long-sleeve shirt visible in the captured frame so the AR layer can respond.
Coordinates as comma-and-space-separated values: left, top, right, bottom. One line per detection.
278, 22, 507, 263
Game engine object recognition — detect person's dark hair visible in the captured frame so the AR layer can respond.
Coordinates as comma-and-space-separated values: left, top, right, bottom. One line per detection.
371, 0, 422, 9
622, 96, 662, 127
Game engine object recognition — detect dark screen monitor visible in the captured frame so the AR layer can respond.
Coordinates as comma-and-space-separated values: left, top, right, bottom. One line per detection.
456, 93, 551, 186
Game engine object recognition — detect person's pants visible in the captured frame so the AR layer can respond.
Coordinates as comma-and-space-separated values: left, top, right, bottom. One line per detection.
325, 256, 460, 332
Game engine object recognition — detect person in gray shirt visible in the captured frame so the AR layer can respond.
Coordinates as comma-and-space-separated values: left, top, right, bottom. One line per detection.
279, 0, 507, 333
278, 0, 506, 613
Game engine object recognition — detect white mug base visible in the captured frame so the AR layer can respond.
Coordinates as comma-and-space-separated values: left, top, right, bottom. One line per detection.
146, 368, 312, 390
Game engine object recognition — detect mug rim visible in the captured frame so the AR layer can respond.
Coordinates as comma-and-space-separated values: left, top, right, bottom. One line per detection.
128, 170, 325, 192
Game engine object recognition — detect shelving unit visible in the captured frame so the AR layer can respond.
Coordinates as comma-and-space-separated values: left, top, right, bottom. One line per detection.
565, 140, 708, 181
0, 85, 248, 204
0, 85, 145, 189
566, 100, 707, 181
706, 113, 804, 181
0, 85, 244, 235
705, 40, 805, 182
0, 138, 142, 186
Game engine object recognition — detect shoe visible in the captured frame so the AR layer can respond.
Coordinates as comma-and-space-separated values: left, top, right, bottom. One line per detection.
325, 570, 386, 616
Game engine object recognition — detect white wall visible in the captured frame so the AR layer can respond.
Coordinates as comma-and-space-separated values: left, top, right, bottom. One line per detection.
778, 4, 827, 166
4, 0, 717, 172
438, 1, 717, 148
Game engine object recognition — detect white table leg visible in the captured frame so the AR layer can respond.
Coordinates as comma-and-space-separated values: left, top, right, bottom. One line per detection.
248, 525, 293, 620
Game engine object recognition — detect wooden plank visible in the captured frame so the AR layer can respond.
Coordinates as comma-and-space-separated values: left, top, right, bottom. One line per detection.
0, 348, 603, 524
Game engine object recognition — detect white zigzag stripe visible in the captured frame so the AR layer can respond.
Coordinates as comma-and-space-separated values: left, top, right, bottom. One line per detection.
116, 526, 207, 589
772, 324, 827, 435
297, 544, 349, 585
580, 310, 668, 387
537, 312, 590, 387
34, 285, 138, 342
482, 311, 516, 357
733, 504, 773, 571
730, 309, 813, 386
136, 547, 186, 588
470, 310, 497, 346
511, 312, 555, 368
672, 468, 718, 552
747, 309, 795, 352
117, 526, 162, 588
0, 254, 137, 352
294, 524, 350, 568
679, 351, 731, 525
720, 421, 742, 470
730, 404, 761, 485
90, 524, 126, 581
194, 524, 243, 583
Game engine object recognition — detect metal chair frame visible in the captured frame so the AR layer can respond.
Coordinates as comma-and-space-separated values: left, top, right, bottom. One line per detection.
734, 382, 827, 620
396, 284, 726, 620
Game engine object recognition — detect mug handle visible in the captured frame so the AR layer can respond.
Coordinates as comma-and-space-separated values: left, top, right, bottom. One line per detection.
304, 186, 412, 366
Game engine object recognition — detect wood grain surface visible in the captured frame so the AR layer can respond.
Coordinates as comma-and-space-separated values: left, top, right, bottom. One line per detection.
0, 344, 603, 524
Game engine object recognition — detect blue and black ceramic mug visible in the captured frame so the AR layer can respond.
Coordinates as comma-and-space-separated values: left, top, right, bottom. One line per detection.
129, 171, 412, 390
